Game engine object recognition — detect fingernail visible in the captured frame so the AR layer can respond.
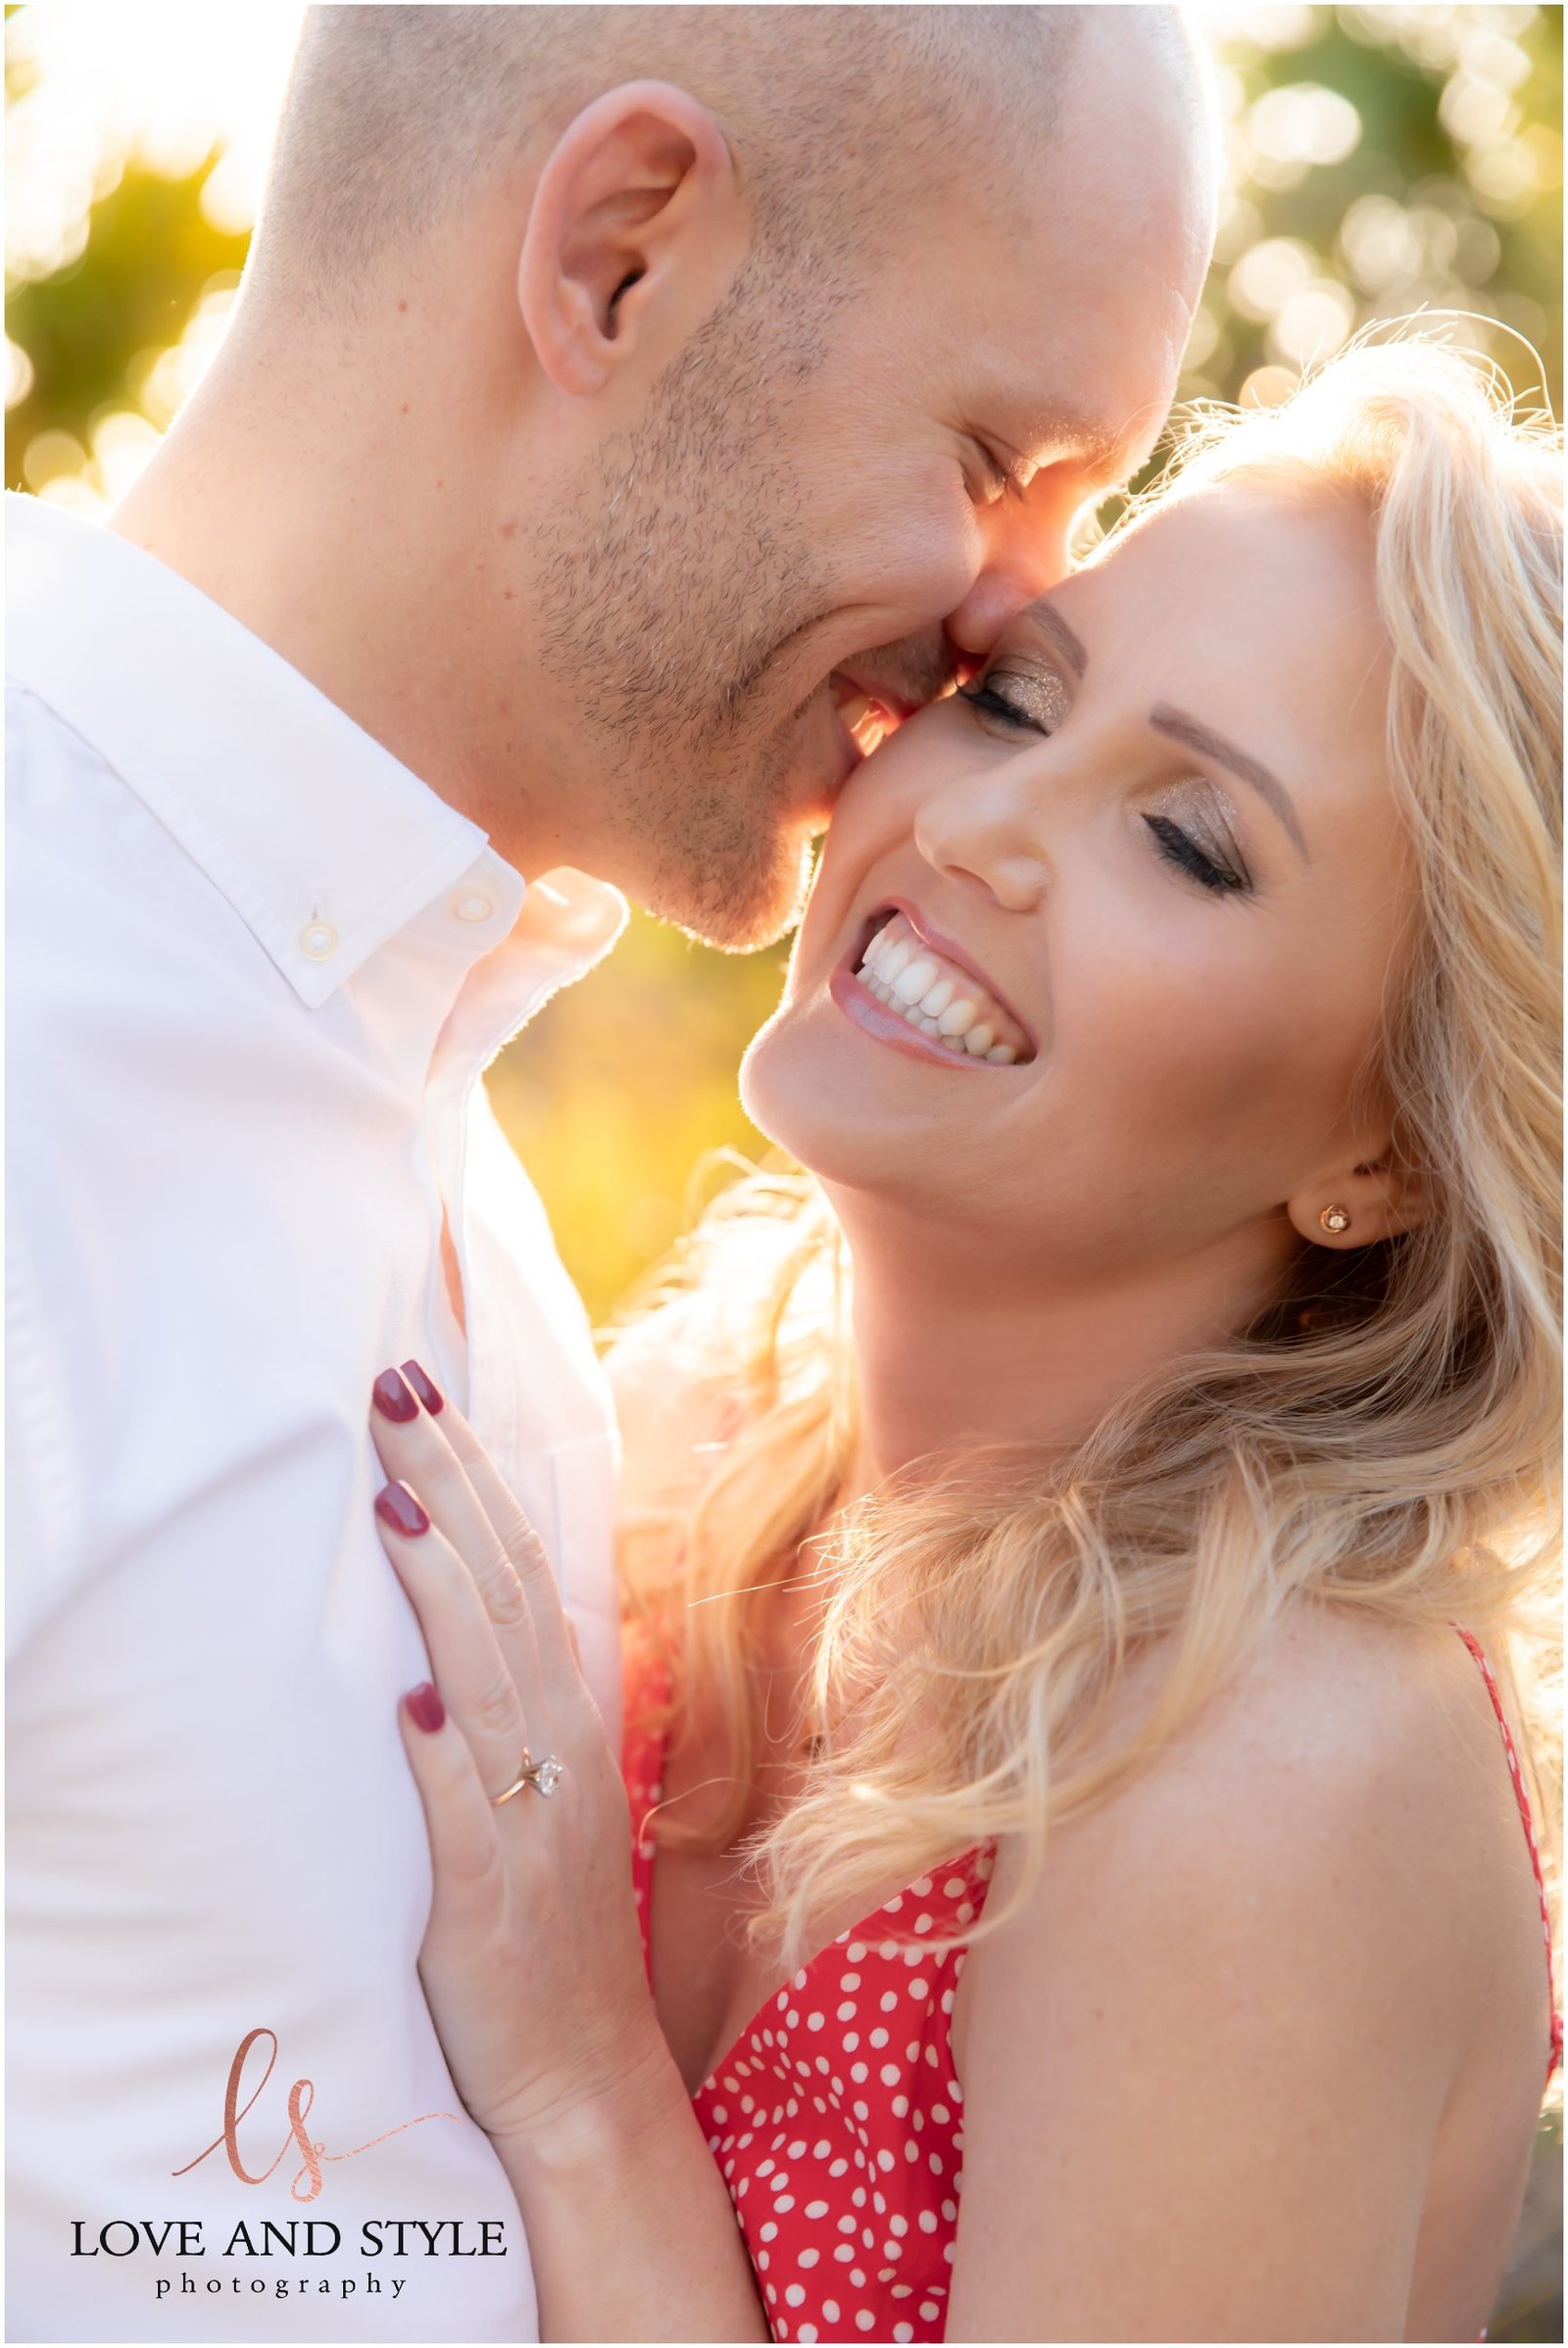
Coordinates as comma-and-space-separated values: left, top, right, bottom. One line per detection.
400, 1359, 445, 1415
372, 1368, 419, 1423
406, 1682, 445, 1734
375, 1480, 429, 1537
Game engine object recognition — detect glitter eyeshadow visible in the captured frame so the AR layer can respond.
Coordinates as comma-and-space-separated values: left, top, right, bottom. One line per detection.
993, 666, 1071, 731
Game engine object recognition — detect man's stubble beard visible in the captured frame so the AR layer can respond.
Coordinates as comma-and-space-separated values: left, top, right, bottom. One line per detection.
536, 282, 840, 952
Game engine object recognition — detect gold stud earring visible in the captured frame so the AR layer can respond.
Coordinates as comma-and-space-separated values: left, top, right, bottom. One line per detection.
1319, 1204, 1351, 1235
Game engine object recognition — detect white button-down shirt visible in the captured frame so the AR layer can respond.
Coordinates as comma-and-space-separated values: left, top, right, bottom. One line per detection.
6, 491, 628, 2343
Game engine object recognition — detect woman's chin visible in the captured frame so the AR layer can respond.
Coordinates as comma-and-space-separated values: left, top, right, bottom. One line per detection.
739, 1008, 808, 1152
739, 999, 939, 1197
739, 1004, 866, 1182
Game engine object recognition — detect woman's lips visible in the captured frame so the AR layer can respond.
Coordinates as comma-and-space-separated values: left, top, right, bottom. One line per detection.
828, 906, 1035, 1071
832, 901, 1036, 1064
829, 962, 1008, 1070
878, 900, 1036, 1050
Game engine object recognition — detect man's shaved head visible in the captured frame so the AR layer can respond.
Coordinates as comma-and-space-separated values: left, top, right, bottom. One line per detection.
258, 5, 1098, 299
137, 5, 1212, 952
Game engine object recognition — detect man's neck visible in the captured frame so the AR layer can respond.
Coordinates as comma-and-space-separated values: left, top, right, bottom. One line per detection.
106, 320, 573, 875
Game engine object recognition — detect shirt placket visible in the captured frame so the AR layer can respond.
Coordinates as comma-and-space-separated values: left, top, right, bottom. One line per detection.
425, 944, 563, 1473
421, 1071, 474, 1420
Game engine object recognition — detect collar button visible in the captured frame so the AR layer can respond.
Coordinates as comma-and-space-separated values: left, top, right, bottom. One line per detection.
452, 892, 495, 924
299, 921, 339, 959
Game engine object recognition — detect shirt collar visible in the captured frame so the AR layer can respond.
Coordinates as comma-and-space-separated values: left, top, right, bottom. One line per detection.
4, 491, 627, 1008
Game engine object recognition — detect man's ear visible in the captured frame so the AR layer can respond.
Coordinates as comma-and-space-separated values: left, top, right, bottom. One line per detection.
517, 79, 748, 398
1285, 1137, 1431, 1250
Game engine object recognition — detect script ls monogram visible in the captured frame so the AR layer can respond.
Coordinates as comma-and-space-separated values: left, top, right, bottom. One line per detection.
172, 2029, 466, 2202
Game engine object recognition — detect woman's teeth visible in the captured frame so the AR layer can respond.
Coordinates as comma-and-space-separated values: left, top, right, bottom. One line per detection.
855, 913, 1028, 1064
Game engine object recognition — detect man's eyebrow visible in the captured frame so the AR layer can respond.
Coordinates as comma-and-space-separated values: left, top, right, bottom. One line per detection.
1150, 705, 1309, 862
1020, 598, 1090, 680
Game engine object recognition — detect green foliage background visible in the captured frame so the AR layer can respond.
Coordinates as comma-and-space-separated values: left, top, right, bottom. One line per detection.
5, 9, 1562, 2337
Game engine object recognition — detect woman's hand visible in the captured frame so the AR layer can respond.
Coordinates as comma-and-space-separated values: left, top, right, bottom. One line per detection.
368, 1362, 664, 2151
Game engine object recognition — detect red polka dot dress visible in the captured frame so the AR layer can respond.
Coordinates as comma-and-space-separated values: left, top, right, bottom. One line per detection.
623, 1622, 1560, 2345
1450, 1626, 1563, 2091
623, 1632, 992, 2342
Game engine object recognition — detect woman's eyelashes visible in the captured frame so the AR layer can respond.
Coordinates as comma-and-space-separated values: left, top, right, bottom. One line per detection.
1143, 777, 1252, 894
957, 664, 1254, 899
1142, 813, 1249, 895
956, 666, 1071, 732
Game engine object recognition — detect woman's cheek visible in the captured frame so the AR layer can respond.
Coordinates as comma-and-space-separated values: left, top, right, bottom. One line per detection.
836, 712, 953, 835
788, 728, 956, 993
1052, 893, 1282, 1141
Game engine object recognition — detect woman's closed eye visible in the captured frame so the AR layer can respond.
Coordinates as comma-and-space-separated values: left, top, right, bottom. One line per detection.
956, 663, 1253, 898
957, 664, 1070, 734
1143, 811, 1249, 895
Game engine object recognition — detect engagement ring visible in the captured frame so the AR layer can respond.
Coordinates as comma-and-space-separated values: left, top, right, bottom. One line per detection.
491, 1750, 565, 1805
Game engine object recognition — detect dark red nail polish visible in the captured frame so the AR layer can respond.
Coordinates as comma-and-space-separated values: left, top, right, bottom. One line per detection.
406, 1682, 445, 1734
400, 1359, 445, 1415
372, 1368, 418, 1423
375, 1481, 429, 1537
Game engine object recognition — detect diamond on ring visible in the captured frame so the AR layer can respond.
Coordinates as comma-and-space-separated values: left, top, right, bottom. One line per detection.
492, 1750, 567, 1805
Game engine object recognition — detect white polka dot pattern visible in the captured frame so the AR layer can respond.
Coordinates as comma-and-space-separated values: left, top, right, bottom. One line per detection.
624, 1634, 994, 2342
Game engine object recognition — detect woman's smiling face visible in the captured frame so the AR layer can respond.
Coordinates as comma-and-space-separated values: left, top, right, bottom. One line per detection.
740, 483, 1418, 1291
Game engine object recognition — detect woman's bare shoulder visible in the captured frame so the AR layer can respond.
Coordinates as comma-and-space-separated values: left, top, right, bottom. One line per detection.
1133, 1598, 1533, 1908
955, 1597, 1494, 2084
1070, 1595, 1481, 1790
942, 1601, 1484, 2339
1152, 1595, 1481, 1786
1018, 1598, 1491, 1898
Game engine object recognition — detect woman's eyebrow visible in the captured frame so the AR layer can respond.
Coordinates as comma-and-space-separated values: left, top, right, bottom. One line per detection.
1021, 599, 1089, 679
1013, 611, 1310, 864
1149, 704, 1310, 863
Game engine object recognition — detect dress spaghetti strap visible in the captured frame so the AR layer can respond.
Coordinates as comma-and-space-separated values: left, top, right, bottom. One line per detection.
1449, 1621, 1563, 2084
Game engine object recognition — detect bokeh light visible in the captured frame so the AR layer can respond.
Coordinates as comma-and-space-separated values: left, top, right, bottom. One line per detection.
5, 14, 1559, 2334
5, 0, 1562, 1349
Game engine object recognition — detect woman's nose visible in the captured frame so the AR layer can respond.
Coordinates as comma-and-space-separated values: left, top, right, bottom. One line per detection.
913, 779, 1053, 915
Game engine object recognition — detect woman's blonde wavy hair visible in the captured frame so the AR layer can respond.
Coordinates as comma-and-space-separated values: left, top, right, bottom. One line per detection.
610, 337, 1563, 2059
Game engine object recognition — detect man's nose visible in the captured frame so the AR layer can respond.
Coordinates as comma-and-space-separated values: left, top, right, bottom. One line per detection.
943, 501, 1072, 665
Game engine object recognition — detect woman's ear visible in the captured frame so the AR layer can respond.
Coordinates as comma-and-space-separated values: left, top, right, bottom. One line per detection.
1285, 1141, 1431, 1250
517, 78, 747, 398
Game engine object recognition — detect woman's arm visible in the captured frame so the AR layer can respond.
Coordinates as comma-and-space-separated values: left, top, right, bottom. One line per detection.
368, 1380, 768, 2343
489, 2057, 766, 2343
946, 1609, 1456, 2342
